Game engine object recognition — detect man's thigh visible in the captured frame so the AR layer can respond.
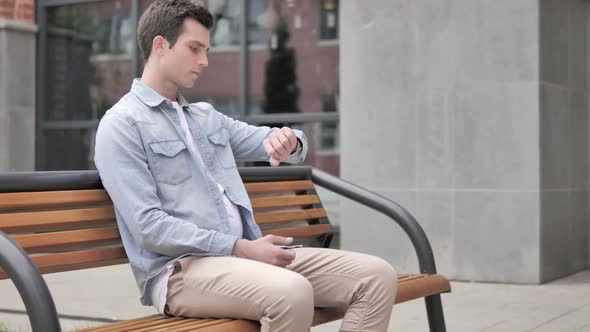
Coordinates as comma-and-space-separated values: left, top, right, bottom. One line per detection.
286, 248, 397, 308
165, 255, 310, 319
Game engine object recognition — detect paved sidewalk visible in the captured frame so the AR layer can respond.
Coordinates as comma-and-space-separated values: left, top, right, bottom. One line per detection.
1, 265, 589, 331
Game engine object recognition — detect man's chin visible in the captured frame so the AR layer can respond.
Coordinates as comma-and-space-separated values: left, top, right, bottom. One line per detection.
179, 80, 196, 89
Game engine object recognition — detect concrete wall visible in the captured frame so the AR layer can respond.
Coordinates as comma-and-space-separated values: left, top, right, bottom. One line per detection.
340, 0, 589, 283
539, 0, 589, 282
0, 19, 37, 171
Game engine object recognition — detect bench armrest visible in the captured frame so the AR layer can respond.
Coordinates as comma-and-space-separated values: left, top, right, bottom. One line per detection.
311, 168, 438, 274
0, 231, 61, 332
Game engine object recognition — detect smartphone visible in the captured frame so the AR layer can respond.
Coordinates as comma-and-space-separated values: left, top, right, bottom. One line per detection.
278, 244, 303, 250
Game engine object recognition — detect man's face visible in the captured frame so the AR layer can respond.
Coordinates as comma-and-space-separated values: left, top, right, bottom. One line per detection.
160, 18, 210, 88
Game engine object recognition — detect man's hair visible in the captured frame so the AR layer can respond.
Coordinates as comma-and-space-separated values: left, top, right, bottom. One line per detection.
137, 0, 214, 60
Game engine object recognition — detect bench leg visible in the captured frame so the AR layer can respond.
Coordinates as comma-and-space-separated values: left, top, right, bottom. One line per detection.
425, 294, 446, 332
322, 233, 334, 248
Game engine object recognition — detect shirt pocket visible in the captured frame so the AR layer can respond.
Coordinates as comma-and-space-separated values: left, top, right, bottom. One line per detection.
148, 140, 192, 185
207, 128, 236, 169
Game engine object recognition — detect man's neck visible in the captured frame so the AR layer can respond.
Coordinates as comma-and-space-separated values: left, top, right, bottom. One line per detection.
140, 63, 177, 101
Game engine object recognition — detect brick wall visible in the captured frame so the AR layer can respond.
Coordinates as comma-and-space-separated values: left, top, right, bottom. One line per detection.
0, 0, 34, 23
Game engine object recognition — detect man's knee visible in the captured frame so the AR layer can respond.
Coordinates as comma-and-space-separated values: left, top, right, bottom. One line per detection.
261, 271, 314, 328
363, 256, 398, 293
267, 272, 314, 315
272, 272, 314, 307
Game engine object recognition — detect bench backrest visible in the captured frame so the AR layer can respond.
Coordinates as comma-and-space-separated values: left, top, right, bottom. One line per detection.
0, 171, 333, 280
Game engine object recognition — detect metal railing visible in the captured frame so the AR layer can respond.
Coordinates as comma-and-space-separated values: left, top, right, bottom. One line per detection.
0, 233, 61, 332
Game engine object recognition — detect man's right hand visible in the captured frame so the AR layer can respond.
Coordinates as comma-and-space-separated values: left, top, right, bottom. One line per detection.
232, 235, 296, 267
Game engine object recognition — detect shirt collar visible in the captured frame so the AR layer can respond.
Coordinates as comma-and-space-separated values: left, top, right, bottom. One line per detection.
131, 79, 190, 109
176, 93, 191, 109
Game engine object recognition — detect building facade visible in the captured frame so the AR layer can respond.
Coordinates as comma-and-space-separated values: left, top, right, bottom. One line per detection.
1, 0, 589, 284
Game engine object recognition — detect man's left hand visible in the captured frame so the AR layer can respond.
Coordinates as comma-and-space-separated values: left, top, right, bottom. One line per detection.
263, 127, 299, 167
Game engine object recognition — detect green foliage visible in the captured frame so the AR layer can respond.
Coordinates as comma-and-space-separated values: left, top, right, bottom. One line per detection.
53, 6, 96, 36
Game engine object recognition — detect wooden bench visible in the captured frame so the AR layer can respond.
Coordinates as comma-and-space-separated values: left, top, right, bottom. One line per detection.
0, 166, 450, 332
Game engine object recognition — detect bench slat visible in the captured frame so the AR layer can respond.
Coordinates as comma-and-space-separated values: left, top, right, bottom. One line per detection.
0, 189, 110, 211
76, 317, 235, 332
398, 274, 429, 282
244, 180, 313, 194
254, 208, 327, 225
11, 227, 121, 254
0, 206, 116, 233
261, 223, 333, 239
131, 318, 230, 332
113, 317, 219, 332
151, 320, 220, 332
0, 247, 127, 280
75, 315, 165, 332
395, 273, 451, 304
250, 194, 320, 209
31, 247, 128, 274
111, 317, 186, 332
169, 320, 259, 332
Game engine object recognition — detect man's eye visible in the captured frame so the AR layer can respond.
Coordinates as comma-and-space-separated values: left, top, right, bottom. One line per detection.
190, 47, 198, 53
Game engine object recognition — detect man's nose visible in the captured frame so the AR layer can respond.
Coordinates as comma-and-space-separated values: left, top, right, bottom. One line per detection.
200, 53, 208, 67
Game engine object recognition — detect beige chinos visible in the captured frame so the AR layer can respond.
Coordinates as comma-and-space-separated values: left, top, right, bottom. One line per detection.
165, 247, 397, 332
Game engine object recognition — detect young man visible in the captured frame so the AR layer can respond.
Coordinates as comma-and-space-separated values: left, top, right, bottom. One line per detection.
94, 0, 397, 331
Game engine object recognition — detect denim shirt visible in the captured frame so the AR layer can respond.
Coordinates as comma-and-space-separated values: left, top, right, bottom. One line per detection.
94, 79, 308, 305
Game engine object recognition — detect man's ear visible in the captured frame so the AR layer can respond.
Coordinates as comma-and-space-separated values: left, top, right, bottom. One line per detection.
152, 36, 168, 56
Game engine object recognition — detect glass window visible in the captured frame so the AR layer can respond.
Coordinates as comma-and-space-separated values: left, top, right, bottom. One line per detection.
42, 0, 132, 170
318, 0, 338, 41
317, 94, 339, 153
38, 0, 339, 174
197, 96, 240, 118
249, 0, 340, 173
44, 130, 97, 171
207, 0, 266, 48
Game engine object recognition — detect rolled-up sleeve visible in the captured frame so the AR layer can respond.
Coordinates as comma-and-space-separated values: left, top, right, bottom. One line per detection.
220, 112, 308, 164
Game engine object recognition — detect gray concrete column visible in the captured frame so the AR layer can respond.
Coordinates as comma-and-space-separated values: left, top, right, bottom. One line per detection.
0, 19, 37, 171
539, 0, 589, 282
340, 0, 589, 283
